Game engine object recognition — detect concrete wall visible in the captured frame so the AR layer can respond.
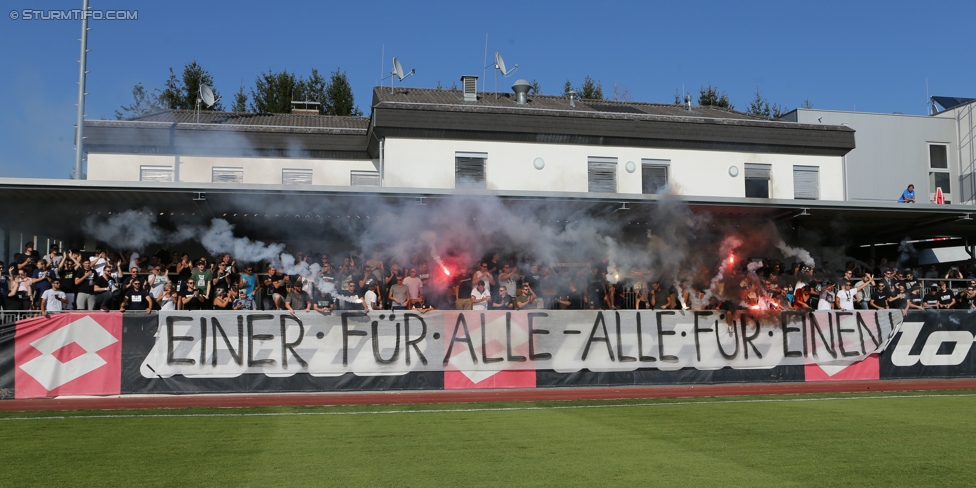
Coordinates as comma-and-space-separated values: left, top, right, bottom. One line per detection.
382, 137, 845, 200
793, 109, 959, 203
944, 102, 976, 204
87, 154, 378, 186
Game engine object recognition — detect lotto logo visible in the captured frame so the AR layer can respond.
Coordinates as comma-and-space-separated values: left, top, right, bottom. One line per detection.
890, 322, 975, 367
15, 313, 122, 399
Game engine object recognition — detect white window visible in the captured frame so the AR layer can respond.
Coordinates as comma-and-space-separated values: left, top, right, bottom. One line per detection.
929, 144, 951, 202
588, 157, 617, 193
139, 165, 173, 182
212, 167, 244, 184
282, 168, 313, 185
641, 159, 669, 194
350, 170, 381, 187
456, 152, 487, 189
793, 166, 819, 200
744, 163, 771, 198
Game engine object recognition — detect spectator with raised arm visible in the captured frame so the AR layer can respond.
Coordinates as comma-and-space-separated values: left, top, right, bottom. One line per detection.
7, 267, 33, 310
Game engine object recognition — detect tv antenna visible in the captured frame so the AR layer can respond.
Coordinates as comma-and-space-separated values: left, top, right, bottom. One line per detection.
196, 84, 218, 123
485, 52, 518, 98
382, 57, 415, 93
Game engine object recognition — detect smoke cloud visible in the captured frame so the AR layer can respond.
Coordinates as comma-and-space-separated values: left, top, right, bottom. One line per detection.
80, 190, 827, 307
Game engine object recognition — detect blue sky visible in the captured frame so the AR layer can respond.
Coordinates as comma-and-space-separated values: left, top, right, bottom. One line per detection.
1, 0, 973, 179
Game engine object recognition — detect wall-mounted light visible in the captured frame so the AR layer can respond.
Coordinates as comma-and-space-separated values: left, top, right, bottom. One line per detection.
533, 157, 545, 170
625, 161, 637, 173
728, 166, 739, 177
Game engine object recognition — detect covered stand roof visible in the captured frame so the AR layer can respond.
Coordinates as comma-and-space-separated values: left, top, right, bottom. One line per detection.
1, 179, 972, 251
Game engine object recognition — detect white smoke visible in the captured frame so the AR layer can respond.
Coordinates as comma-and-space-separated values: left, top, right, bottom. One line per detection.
776, 239, 815, 267
897, 238, 916, 267
199, 219, 284, 264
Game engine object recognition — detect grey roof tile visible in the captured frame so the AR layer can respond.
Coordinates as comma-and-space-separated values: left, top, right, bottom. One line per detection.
126, 110, 369, 130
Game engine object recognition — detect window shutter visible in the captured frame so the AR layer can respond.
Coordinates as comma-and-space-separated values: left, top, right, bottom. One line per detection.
455, 153, 487, 189
139, 165, 173, 182
282, 169, 313, 185
350, 170, 381, 187
744, 163, 771, 179
588, 157, 617, 193
793, 166, 819, 200
641, 160, 669, 194
212, 167, 244, 184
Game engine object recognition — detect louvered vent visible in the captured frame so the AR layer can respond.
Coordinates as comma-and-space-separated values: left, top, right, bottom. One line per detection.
212, 167, 243, 184
140, 165, 173, 182
282, 168, 313, 185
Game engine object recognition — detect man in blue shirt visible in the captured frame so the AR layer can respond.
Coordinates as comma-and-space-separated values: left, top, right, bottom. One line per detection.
898, 184, 916, 203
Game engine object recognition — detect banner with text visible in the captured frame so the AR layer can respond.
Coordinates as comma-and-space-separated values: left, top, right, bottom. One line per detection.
142, 310, 902, 380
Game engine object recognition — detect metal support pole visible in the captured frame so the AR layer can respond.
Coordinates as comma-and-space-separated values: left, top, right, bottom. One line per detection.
74, 0, 90, 180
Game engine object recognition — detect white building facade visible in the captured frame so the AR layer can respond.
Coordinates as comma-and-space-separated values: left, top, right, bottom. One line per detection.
85, 81, 855, 202
784, 97, 976, 205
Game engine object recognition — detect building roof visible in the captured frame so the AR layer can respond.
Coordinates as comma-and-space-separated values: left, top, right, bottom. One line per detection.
125, 110, 370, 130
85, 110, 370, 159
370, 87, 856, 157
373, 87, 767, 122
932, 96, 976, 113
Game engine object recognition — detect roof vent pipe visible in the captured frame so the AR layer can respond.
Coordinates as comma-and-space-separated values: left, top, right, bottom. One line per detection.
512, 79, 531, 104
568, 90, 576, 108
685, 95, 691, 110
461, 75, 478, 102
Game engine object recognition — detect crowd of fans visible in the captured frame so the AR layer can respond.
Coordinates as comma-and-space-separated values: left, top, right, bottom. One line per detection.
2, 241, 976, 315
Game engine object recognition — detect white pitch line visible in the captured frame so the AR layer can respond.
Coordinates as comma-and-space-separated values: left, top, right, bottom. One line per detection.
2, 393, 975, 422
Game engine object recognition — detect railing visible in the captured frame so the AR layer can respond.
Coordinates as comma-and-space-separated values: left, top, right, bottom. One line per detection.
0, 310, 43, 326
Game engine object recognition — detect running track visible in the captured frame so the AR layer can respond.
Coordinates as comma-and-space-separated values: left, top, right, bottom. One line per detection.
2, 378, 976, 412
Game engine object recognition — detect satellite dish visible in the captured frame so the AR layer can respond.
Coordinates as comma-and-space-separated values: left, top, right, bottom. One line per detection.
200, 84, 215, 107
495, 52, 518, 77
387, 57, 416, 93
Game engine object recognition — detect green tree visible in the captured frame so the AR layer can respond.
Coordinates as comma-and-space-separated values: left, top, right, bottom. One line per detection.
159, 61, 222, 111
529, 79, 542, 95
250, 69, 298, 114
747, 87, 771, 119
746, 86, 792, 119
231, 85, 248, 113
698, 83, 733, 110
115, 82, 163, 119
577, 76, 603, 100
801, 98, 814, 109
563, 80, 573, 96
324, 68, 361, 116
295, 68, 327, 109
771, 104, 789, 118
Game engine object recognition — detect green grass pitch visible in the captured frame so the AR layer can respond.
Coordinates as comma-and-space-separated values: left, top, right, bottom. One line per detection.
2, 391, 975, 487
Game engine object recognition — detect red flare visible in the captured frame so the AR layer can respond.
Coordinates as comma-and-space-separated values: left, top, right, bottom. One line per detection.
728, 254, 735, 265
442, 267, 451, 276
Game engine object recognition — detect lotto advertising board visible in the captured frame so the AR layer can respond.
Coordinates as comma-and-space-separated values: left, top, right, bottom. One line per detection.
878, 311, 976, 379
0, 309, 918, 399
